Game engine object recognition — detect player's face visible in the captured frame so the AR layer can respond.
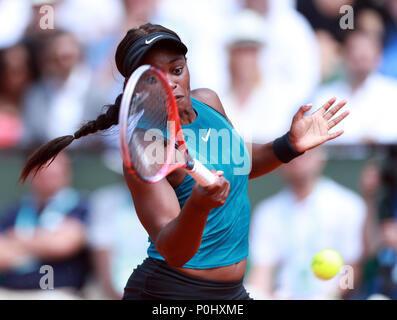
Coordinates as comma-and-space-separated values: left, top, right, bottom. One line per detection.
141, 46, 192, 111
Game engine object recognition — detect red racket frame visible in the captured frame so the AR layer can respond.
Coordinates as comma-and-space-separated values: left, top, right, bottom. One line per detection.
119, 64, 192, 183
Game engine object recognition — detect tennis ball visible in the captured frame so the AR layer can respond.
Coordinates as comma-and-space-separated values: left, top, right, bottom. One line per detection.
311, 249, 344, 280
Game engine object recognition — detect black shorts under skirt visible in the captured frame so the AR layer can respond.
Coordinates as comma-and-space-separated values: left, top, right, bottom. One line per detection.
122, 257, 252, 300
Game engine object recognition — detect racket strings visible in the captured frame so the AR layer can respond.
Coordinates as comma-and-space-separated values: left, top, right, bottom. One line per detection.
127, 71, 176, 180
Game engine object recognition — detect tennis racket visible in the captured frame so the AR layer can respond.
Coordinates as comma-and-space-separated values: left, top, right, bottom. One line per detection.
119, 64, 216, 186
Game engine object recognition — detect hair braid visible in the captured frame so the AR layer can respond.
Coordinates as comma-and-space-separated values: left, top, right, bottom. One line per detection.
19, 94, 122, 182
20, 22, 182, 182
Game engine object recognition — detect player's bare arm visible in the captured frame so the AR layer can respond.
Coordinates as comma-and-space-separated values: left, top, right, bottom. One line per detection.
123, 163, 228, 267
193, 89, 349, 179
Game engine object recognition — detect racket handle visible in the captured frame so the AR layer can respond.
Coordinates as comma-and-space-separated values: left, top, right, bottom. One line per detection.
188, 159, 217, 187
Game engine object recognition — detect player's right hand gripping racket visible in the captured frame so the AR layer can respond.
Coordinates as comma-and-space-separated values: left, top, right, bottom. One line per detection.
119, 64, 217, 186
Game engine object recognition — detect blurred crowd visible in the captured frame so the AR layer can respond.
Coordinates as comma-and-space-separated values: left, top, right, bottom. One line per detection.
0, 0, 397, 299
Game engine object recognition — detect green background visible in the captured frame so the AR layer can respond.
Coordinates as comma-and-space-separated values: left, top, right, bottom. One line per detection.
0, 151, 366, 213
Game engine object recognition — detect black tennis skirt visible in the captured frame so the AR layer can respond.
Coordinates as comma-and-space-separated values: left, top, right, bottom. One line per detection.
122, 257, 252, 300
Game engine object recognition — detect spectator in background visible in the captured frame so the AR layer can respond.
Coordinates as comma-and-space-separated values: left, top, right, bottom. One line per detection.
315, 29, 343, 84
0, 43, 34, 149
243, 0, 321, 107
86, 151, 148, 299
77, 0, 156, 76
21, 30, 105, 147
94, 0, 237, 97
296, 0, 352, 84
380, 0, 397, 79
313, 30, 397, 145
23, 0, 63, 81
25, 0, 60, 37
297, 0, 356, 42
97, 0, 232, 149
0, 152, 90, 299
359, 159, 383, 260
22, 0, 121, 81
246, 148, 366, 299
90, 0, 161, 95
119, 0, 159, 32
155, 0, 239, 95
0, 0, 31, 48
93, 0, 168, 150
54, 0, 123, 57
357, 145, 397, 299
222, 9, 291, 143
312, 6, 385, 84
297, 0, 391, 84
356, 8, 385, 41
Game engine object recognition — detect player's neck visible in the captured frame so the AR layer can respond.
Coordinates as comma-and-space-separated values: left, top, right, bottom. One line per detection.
178, 100, 197, 125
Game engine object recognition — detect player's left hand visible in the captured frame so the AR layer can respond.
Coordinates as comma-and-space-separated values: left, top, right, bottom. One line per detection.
288, 97, 349, 153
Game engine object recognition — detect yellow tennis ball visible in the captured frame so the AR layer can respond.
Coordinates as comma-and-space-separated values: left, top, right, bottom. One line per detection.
311, 249, 344, 280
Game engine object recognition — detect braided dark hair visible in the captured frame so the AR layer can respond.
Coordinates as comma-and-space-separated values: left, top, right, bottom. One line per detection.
20, 23, 181, 182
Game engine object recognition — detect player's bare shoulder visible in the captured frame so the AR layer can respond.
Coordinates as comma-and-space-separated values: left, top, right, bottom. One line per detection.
191, 88, 233, 126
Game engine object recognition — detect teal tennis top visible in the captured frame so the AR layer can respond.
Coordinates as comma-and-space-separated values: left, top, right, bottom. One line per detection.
147, 97, 251, 268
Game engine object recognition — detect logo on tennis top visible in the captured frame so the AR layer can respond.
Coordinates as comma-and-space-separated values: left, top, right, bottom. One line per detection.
143, 125, 251, 175
202, 128, 211, 142
145, 35, 164, 45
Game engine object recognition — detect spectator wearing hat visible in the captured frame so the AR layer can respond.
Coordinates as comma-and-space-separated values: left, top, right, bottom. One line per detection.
243, 0, 321, 109
222, 9, 292, 143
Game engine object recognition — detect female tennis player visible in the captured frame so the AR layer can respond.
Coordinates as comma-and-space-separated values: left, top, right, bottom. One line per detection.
20, 23, 349, 300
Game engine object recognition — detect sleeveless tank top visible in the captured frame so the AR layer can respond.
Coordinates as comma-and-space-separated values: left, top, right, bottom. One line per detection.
147, 97, 251, 268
